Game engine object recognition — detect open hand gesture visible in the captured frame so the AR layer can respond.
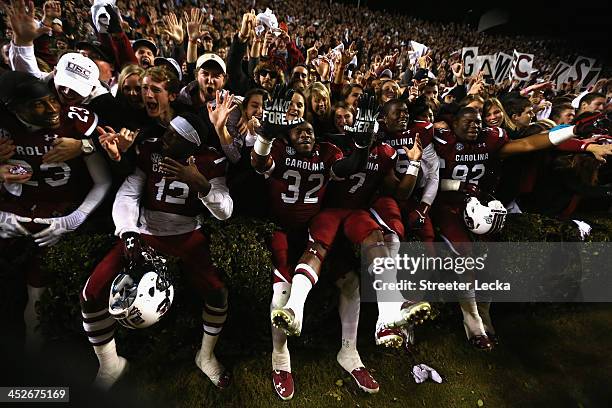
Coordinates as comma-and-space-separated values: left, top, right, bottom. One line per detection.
162, 12, 184, 44
207, 90, 238, 130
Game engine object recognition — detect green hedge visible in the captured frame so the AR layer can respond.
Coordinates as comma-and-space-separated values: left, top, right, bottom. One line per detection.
2, 212, 610, 356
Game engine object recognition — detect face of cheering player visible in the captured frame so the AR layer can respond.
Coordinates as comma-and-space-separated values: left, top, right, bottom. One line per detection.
55, 85, 85, 106
484, 105, 504, 128
135, 46, 155, 69
142, 75, 176, 123
512, 105, 534, 129
384, 101, 409, 133
454, 111, 482, 142
15, 95, 61, 129
161, 127, 196, 160
334, 106, 353, 134
197, 64, 226, 102
288, 122, 315, 156
122, 73, 144, 109
286, 92, 305, 122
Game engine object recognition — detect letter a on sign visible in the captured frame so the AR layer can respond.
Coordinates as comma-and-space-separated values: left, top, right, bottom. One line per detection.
550, 61, 572, 90
494, 52, 512, 84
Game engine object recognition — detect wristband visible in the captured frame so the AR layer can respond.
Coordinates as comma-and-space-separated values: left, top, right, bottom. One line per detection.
407, 161, 420, 176
254, 135, 273, 156
440, 179, 461, 191
548, 126, 575, 145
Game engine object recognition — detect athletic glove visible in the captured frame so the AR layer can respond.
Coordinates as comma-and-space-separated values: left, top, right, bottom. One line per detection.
32, 209, 87, 247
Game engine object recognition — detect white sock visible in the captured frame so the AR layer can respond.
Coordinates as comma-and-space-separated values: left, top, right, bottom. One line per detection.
460, 300, 486, 337
272, 327, 291, 372
92, 339, 127, 390
368, 248, 405, 324
337, 338, 364, 373
94, 339, 121, 372
24, 285, 46, 334
337, 273, 360, 342
284, 273, 314, 318
477, 302, 494, 334
196, 332, 224, 381
271, 282, 292, 372
24, 285, 47, 352
376, 301, 404, 326
336, 273, 364, 372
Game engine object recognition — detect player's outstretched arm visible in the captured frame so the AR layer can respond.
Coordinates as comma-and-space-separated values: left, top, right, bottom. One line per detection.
31, 152, 111, 247
499, 112, 611, 158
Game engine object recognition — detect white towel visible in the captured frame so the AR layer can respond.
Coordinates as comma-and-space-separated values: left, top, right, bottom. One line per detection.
91, 0, 117, 34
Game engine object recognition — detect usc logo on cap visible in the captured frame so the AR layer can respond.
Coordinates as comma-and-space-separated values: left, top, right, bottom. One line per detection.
66, 62, 92, 80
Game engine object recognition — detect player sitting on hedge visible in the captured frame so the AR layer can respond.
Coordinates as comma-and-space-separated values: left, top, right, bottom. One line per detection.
80, 108, 234, 390
0, 71, 111, 352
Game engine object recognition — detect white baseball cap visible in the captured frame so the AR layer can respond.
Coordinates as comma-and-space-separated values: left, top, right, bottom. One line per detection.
196, 53, 226, 74
54, 53, 100, 97
154, 57, 182, 81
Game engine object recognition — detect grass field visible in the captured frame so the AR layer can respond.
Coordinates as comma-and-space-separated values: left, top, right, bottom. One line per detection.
4, 303, 611, 408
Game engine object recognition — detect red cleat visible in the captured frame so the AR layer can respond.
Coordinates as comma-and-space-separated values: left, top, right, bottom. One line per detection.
349, 367, 380, 394
469, 335, 494, 351
272, 370, 294, 400
375, 324, 403, 348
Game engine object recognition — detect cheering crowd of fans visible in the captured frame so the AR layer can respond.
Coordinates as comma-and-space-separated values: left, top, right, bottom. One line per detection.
1, 0, 611, 401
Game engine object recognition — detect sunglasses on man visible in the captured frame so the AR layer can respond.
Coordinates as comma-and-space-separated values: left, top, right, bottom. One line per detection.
259, 69, 278, 79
